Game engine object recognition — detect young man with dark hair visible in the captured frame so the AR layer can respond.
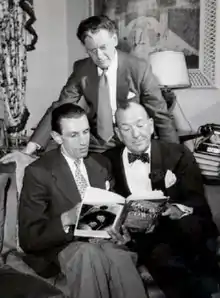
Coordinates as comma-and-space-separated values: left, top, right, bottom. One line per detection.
19, 103, 147, 298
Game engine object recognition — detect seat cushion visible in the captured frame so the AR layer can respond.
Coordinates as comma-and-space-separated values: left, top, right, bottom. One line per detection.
0, 265, 64, 298
0, 172, 11, 253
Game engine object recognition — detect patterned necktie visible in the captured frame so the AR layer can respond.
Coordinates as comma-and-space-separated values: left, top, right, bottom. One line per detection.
97, 69, 114, 142
74, 159, 88, 199
128, 152, 150, 164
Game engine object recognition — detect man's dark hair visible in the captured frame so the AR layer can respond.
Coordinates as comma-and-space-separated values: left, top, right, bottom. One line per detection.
52, 103, 86, 134
77, 15, 118, 44
115, 100, 150, 127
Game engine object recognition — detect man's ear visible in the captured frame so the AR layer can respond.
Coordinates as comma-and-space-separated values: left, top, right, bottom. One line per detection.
114, 126, 122, 141
50, 131, 63, 145
112, 33, 118, 47
149, 118, 154, 135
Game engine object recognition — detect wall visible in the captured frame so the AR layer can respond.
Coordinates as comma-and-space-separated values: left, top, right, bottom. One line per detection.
66, 0, 88, 74
174, 88, 220, 133
25, 0, 68, 134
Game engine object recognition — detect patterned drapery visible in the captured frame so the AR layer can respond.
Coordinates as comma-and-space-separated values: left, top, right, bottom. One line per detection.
0, 0, 37, 134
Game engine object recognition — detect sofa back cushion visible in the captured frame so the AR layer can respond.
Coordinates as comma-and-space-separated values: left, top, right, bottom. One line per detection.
0, 154, 37, 255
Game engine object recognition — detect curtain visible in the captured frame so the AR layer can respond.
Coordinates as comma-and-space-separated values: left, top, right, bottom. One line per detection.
0, 0, 37, 135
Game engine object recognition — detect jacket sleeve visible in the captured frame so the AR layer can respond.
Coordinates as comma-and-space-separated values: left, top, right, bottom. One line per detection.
30, 61, 83, 148
19, 166, 73, 253
140, 60, 179, 144
168, 145, 212, 218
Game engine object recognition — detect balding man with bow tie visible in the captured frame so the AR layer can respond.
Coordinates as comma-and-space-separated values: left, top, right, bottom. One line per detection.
105, 101, 220, 298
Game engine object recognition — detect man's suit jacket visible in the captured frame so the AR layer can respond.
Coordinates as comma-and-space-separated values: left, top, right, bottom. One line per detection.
30, 50, 178, 148
105, 140, 214, 220
19, 148, 113, 276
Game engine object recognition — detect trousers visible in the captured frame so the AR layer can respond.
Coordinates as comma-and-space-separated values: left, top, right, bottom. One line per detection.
58, 241, 146, 298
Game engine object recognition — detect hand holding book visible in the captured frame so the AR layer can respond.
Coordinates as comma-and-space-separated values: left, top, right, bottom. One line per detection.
124, 191, 168, 233
74, 188, 169, 238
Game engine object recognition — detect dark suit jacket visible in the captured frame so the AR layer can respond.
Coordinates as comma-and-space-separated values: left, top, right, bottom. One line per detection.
30, 50, 178, 148
105, 140, 214, 220
19, 148, 113, 276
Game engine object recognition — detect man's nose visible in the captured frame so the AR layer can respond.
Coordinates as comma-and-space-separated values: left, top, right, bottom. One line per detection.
131, 126, 140, 138
96, 48, 104, 59
80, 134, 88, 145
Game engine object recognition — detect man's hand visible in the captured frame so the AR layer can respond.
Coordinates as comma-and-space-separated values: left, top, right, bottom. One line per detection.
0, 142, 38, 164
61, 202, 82, 227
107, 225, 131, 246
162, 205, 183, 220
0, 150, 37, 195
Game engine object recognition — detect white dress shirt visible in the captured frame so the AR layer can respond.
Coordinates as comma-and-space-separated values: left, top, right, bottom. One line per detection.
97, 51, 118, 122
123, 146, 152, 195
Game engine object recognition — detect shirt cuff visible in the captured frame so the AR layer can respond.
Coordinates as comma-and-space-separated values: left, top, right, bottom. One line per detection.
172, 204, 193, 218
63, 225, 70, 233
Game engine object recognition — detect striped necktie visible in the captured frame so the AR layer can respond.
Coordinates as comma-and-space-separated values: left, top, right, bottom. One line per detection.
74, 159, 88, 199
97, 69, 114, 142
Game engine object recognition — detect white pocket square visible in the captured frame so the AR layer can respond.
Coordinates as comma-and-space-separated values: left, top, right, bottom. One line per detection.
127, 91, 136, 99
164, 170, 177, 188
105, 180, 110, 191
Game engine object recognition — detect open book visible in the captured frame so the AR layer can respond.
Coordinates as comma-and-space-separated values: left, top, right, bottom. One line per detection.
74, 187, 168, 238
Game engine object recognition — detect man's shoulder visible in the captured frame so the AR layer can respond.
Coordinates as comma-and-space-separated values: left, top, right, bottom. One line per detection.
103, 145, 125, 165
26, 149, 59, 172
73, 57, 92, 71
118, 50, 149, 70
155, 140, 193, 160
86, 152, 111, 170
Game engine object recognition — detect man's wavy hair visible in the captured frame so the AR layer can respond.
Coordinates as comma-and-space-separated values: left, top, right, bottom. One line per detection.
77, 15, 118, 44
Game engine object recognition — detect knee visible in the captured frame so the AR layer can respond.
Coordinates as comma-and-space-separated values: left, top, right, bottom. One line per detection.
78, 242, 100, 255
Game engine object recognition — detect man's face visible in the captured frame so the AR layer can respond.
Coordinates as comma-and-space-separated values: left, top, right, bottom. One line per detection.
116, 103, 154, 154
52, 115, 90, 159
84, 29, 118, 69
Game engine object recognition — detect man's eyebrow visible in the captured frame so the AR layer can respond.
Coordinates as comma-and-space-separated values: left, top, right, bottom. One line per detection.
66, 131, 78, 135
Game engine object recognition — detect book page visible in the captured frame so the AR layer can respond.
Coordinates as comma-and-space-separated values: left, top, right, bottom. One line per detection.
83, 187, 126, 204
127, 190, 168, 202
74, 187, 125, 238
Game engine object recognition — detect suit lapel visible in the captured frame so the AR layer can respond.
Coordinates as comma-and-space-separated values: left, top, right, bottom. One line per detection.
84, 156, 106, 189
115, 147, 131, 197
51, 149, 81, 205
150, 140, 167, 192
85, 59, 99, 111
116, 51, 130, 107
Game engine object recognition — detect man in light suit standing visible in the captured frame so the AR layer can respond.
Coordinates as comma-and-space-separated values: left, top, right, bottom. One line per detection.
5, 15, 178, 161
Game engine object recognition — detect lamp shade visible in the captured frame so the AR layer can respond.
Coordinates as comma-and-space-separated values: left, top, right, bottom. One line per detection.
149, 50, 191, 88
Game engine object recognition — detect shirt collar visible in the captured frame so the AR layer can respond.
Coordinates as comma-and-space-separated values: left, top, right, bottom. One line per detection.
61, 147, 83, 165
97, 50, 118, 76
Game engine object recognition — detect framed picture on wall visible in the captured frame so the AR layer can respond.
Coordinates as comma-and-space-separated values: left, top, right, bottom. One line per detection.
98, 0, 200, 69
94, 0, 219, 88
